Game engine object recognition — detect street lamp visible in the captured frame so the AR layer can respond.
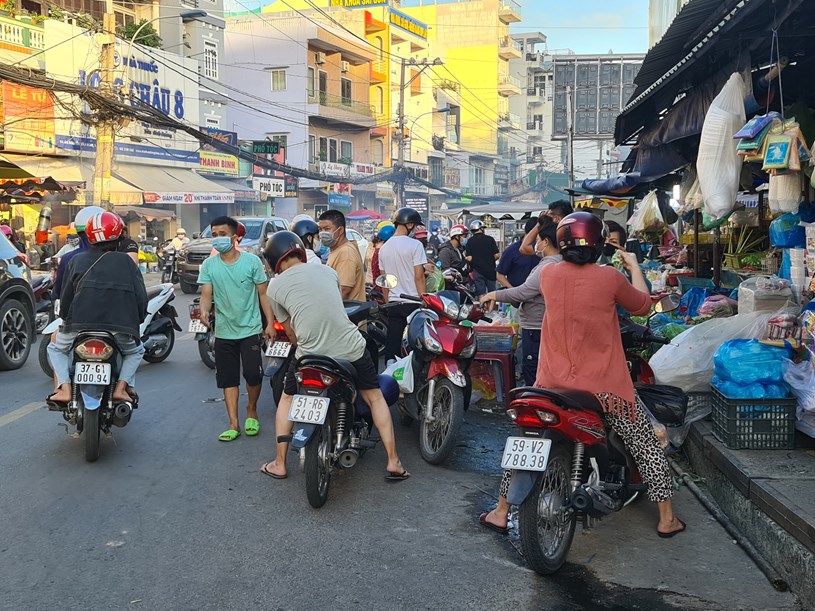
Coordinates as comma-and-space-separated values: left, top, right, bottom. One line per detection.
406, 106, 451, 159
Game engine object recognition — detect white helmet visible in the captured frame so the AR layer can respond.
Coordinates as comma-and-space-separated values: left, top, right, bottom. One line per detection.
469, 220, 485, 232
74, 206, 106, 233
291, 214, 314, 226
449, 224, 469, 239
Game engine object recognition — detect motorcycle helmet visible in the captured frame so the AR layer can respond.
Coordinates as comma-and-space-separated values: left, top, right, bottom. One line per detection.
85, 211, 125, 245
469, 220, 484, 232
557, 212, 608, 265
73, 205, 106, 233
176, 228, 187, 236
0, 225, 11, 237
413, 225, 429, 240
263, 230, 306, 274
292, 218, 319, 242
392, 207, 423, 227
449, 224, 469, 239
237, 221, 247, 242
376, 221, 395, 241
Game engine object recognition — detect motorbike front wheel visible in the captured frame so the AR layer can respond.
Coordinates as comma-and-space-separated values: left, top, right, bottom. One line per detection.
83, 407, 101, 463
518, 444, 577, 575
198, 335, 216, 369
161, 269, 172, 284
143, 326, 175, 363
38, 335, 53, 378
304, 419, 333, 508
418, 377, 464, 465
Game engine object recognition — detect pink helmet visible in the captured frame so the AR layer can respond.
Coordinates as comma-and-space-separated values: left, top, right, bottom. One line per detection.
413, 225, 429, 239
0, 225, 12, 237
449, 224, 469, 239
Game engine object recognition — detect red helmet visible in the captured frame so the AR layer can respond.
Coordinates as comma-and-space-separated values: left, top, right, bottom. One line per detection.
556, 212, 607, 250
449, 224, 468, 239
237, 222, 247, 242
413, 225, 428, 239
85, 211, 124, 245
0, 225, 11, 237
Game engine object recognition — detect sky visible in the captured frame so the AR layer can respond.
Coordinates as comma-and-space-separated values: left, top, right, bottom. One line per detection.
223, 0, 651, 55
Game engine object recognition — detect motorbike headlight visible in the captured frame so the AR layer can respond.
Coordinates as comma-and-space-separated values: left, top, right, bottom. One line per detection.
458, 304, 473, 321
424, 335, 443, 354
441, 296, 459, 320
177, 250, 187, 262
460, 335, 477, 358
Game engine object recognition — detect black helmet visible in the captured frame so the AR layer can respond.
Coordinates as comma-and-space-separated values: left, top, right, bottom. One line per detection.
292, 218, 319, 240
263, 230, 307, 274
393, 207, 423, 227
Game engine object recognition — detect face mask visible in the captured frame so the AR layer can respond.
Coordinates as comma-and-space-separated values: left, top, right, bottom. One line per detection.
319, 228, 338, 248
212, 236, 233, 253
311, 239, 322, 255
602, 244, 617, 257
67, 237, 80, 247
462, 237, 469, 247
318, 244, 329, 257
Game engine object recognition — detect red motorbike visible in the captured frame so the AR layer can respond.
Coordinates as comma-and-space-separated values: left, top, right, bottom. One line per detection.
384, 274, 489, 464
502, 294, 684, 575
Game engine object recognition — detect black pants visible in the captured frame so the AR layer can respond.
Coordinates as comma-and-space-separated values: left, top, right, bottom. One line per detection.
384, 303, 417, 363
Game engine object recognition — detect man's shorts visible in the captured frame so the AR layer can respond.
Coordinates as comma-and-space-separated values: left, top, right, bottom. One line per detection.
283, 352, 380, 396
214, 335, 263, 389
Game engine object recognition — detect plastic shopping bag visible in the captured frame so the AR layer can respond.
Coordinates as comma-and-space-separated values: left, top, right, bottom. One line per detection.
627, 190, 664, 234
713, 339, 792, 385
383, 354, 414, 394
783, 359, 815, 413
769, 213, 805, 248
697, 73, 746, 220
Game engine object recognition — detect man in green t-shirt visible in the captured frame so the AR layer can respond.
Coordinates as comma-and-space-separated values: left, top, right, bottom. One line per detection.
198, 216, 275, 442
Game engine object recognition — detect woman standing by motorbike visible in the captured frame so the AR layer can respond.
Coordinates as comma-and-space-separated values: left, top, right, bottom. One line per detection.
480, 212, 684, 538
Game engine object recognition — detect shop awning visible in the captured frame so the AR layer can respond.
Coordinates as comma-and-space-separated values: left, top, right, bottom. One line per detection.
117, 206, 176, 221
113, 164, 234, 205
0, 153, 143, 205
206, 178, 261, 202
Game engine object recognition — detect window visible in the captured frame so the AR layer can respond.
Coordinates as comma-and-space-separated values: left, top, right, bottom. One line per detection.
375, 86, 384, 114
429, 158, 443, 185
203, 40, 218, 80
341, 78, 352, 106
307, 67, 315, 98
328, 138, 338, 162
309, 135, 317, 164
269, 134, 288, 152
319, 137, 328, 162
470, 166, 485, 187
373, 140, 384, 165
205, 115, 220, 128
340, 141, 353, 161
270, 69, 287, 92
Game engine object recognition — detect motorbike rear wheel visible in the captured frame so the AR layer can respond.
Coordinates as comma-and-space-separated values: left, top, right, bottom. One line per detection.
304, 419, 333, 508
418, 377, 464, 465
518, 444, 576, 575
161, 270, 172, 284
179, 280, 198, 295
143, 326, 175, 363
83, 406, 101, 463
198, 335, 216, 369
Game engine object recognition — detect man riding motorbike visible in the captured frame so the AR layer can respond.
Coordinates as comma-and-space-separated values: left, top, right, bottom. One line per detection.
47, 211, 147, 405
171, 228, 189, 251
437, 224, 469, 275
291, 218, 323, 265
52, 206, 105, 300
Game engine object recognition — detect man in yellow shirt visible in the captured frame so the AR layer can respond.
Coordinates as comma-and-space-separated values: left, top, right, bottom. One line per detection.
318, 209, 365, 302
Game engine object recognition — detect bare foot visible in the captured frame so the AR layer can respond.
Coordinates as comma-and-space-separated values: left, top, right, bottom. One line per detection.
112, 392, 133, 402
482, 508, 508, 529
657, 516, 685, 535
260, 460, 287, 479
386, 459, 409, 477
48, 385, 72, 403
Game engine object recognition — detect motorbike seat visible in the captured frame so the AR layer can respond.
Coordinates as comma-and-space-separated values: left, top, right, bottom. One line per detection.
297, 355, 357, 381
145, 285, 164, 301
510, 386, 605, 414
30, 275, 47, 289
344, 301, 376, 325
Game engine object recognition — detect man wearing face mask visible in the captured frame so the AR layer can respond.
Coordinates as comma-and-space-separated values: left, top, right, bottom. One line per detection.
198, 216, 276, 442
55, 229, 81, 258
318, 209, 366, 302
291, 218, 324, 265
438, 224, 469, 274
377, 207, 427, 363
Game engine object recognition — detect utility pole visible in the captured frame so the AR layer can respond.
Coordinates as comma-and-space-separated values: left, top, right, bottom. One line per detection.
93, 0, 117, 211
566, 84, 574, 194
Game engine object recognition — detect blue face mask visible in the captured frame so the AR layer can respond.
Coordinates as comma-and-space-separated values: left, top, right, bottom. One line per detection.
212, 236, 233, 253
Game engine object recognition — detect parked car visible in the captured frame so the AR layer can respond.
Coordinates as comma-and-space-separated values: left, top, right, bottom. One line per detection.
0, 231, 35, 370
175, 216, 289, 294
346, 228, 370, 264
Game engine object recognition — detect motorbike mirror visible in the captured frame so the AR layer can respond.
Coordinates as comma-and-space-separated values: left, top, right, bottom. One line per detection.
193, 232, 200, 239
654, 294, 681, 314
375, 274, 398, 289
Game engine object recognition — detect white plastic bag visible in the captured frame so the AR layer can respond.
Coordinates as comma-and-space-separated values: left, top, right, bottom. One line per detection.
649, 311, 774, 392
783, 359, 815, 413
627, 190, 664, 235
383, 353, 414, 394
768, 173, 802, 213
697, 73, 746, 220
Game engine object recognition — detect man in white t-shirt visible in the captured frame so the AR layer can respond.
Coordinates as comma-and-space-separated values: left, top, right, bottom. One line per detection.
377, 207, 427, 362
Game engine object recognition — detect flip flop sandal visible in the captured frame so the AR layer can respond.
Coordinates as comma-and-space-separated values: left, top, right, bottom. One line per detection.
385, 469, 410, 482
45, 394, 68, 410
479, 512, 509, 535
260, 462, 287, 480
657, 519, 686, 539
218, 429, 241, 442
245, 418, 260, 436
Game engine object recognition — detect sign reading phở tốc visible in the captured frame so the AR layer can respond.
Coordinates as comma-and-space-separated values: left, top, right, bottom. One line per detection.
44, 20, 201, 168
252, 177, 285, 197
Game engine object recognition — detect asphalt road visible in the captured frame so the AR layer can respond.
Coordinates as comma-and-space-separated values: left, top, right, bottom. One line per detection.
0, 290, 802, 610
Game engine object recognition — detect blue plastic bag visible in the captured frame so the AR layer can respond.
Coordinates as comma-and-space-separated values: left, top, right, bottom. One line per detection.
780, 250, 791, 280
799, 201, 815, 223
678, 287, 711, 318
713, 376, 789, 399
713, 339, 792, 385
769, 213, 805, 248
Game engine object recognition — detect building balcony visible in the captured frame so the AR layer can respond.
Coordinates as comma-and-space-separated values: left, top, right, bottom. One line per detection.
526, 121, 545, 138
370, 59, 387, 84
0, 13, 45, 55
498, 74, 522, 97
526, 86, 545, 104
365, 11, 387, 34
312, 91, 377, 128
471, 184, 495, 197
499, 36, 523, 60
498, 112, 521, 130
498, 0, 522, 24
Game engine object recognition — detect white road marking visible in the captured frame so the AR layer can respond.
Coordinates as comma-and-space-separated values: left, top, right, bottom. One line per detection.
0, 402, 43, 428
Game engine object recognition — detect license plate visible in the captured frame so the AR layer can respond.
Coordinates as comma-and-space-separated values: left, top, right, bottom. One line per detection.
265, 341, 291, 358
73, 362, 111, 385
288, 395, 330, 424
188, 320, 208, 333
501, 436, 551, 471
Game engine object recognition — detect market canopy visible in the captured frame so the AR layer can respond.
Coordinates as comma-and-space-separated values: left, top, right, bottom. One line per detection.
116, 206, 177, 221
347, 209, 386, 221
440, 201, 546, 220
114, 165, 234, 205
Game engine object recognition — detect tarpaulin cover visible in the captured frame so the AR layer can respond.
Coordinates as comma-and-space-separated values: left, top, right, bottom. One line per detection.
580, 174, 641, 195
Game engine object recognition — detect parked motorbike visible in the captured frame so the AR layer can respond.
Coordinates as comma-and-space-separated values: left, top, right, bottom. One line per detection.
377, 273, 488, 465
189, 297, 216, 369
30, 273, 54, 333
47, 332, 140, 462
502, 294, 683, 575
40, 283, 181, 378
264, 319, 293, 405
158, 241, 179, 285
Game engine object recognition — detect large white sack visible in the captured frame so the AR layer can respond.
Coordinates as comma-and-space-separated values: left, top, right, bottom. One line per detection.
650, 311, 772, 392
697, 73, 746, 220
768, 173, 802, 213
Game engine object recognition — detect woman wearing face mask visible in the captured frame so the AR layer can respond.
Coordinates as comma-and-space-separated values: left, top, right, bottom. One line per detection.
480, 216, 561, 387
291, 218, 324, 265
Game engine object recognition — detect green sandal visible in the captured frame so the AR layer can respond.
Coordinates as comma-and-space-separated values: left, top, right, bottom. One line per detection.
245, 418, 260, 436
218, 429, 241, 442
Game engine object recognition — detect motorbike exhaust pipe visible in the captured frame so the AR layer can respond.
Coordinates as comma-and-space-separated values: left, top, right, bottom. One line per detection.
143, 334, 169, 354
111, 402, 132, 427
571, 488, 593, 512
338, 449, 359, 468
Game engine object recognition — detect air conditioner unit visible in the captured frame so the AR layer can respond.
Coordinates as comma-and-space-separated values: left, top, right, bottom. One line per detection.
315, 52, 326, 64
341, 61, 350, 73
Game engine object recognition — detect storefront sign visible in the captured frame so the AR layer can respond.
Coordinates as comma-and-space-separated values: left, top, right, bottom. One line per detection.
328, 193, 351, 208
143, 192, 234, 205
2, 83, 56, 154
199, 151, 239, 176
329, 0, 388, 7
376, 182, 394, 199
389, 9, 428, 40
284, 176, 299, 198
320, 161, 375, 178
444, 168, 460, 188
251, 140, 279, 155
405, 196, 428, 217
45, 20, 201, 167
252, 177, 285, 197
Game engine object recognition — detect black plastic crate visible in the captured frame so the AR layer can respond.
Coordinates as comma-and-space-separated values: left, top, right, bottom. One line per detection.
710, 386, 797, 450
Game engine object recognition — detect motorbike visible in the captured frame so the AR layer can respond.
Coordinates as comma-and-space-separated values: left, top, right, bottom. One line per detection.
40, 283, 181, 378
47, 332, 140, 462
264, 319, 293, 405
501, 294, 683, 575
158, 241, 179, 285
377, 272, 488, 465
30, 273, 54, 333
189, 297, 216, 369
287, 300, 400, 508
